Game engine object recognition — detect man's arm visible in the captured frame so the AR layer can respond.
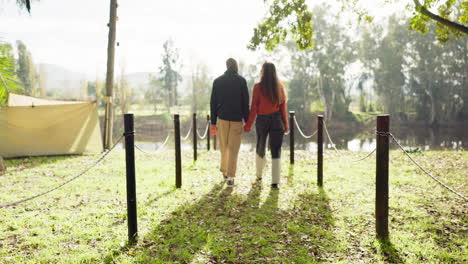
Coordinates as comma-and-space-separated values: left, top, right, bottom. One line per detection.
210, 80, 218, 125
241, 79, 250, 123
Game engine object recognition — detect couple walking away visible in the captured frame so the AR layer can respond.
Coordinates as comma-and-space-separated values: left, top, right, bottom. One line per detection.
210, 58, 289, 188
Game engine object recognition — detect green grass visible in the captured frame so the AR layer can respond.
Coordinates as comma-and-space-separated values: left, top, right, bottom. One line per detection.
0, 149, 467, 263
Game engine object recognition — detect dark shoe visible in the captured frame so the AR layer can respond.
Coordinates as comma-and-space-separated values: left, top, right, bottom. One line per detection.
271, 184, 279, 189
223, 174, 228, 180
227, 179, 234, 186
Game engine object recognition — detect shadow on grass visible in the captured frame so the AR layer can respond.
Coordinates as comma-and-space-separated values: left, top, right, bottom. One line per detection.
377, 239, 403, 264
144, 189, 176, 206
123, 180, 336, 263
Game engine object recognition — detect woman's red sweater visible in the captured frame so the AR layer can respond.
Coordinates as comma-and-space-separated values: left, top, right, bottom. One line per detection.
244, 83, 289, 131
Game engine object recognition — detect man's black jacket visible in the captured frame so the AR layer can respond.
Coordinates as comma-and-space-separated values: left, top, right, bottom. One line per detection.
210, 69, 249, 125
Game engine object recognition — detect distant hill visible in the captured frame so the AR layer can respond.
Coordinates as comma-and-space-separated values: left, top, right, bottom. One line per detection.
125, 72, 153, 90
36, 64, 192, 99
37, 63, 89, 99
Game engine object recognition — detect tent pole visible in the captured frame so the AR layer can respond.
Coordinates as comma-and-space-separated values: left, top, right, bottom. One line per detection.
103, 0, 118, 149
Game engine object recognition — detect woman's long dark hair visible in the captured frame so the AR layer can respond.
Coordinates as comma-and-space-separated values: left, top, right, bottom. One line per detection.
259, 62, 285, 105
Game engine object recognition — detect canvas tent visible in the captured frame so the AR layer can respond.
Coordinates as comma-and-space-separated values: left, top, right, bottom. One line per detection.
0, 93, 103, 158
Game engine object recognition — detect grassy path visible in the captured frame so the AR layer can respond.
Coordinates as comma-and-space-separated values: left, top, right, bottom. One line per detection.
0, 149, 467, 263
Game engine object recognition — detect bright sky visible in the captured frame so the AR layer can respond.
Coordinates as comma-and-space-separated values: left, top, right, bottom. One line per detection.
0, 0, 267, 76
0, 0, 403, 77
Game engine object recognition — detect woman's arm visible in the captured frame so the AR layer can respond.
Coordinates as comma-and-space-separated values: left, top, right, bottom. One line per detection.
280, 102, 289, 132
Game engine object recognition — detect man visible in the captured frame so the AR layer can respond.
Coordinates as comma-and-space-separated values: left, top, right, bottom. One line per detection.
210, 58, 249, 186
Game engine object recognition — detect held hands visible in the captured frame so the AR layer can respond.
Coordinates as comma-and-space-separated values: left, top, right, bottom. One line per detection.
243, 124, 251, 133
210, 125, 218, 136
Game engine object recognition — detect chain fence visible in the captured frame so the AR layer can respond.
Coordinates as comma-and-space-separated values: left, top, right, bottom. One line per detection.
134, 132, 172, 156
380, 131, 467, 201
293, 116, 317, 139
181, 124, 193, 141
0, 135, 124, 208
323, 121, 376, 162
196, 121, 210, 140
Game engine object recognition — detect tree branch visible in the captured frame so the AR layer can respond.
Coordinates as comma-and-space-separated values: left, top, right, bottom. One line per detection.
413, 0, 468, 34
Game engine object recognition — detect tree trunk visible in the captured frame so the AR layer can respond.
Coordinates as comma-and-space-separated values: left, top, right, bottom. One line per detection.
318, 76, 334, 122
328, 88, 335, 121
103, 0, 118, 149
317, 76, 326, 117
413, 0, 468, 34
427, 89, 437, 126
462, 39, 468, 119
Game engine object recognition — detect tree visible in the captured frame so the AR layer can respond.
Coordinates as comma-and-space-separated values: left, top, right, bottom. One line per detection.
38, 64, 47, 97
239, 61, 259, 96
285, 5, 355, 121
16, 40, 38, 96
287, 42, 317, 116
146, 75, 163, 112
190, 63, 211, 113
15, 0, 32, 13
91, 76, 105, 107
0, 42, 22, 105
115, 65, 132, 114
358, 15, 468, 124
159, 39, 182, 110
250, 0, 468, 51
373, 16, 409, 118
407, 22, 468, 124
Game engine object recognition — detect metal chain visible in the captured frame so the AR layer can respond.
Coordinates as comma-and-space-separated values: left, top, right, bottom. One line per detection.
323, 121, 339, 152
134, 132, 172, 156
323, 121, 375, 162
293, 116, 317, 139
384, 132, 467, 201
348, 148, 376, 162
196, 121, 210, 140
181, 124, 192, 141
0, 135, 124, 209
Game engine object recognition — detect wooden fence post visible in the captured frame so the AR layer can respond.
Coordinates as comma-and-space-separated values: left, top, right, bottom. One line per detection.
193, 113, 197, 162
123, 114, 138, 244
376, 115, 390, 240
174, 114, 182, 188
317, 115, 323, 187
207, 115, 210, 151
289, 111, 295, 165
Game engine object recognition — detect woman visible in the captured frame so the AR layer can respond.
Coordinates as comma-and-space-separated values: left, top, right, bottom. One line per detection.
244, 62, 288, 189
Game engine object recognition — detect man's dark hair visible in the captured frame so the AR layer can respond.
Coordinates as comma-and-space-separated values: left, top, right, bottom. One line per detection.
226, 58, 238, 72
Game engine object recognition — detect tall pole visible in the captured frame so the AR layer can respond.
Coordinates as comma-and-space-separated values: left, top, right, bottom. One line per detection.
104, 0, 118, 149
124, 114, 138, 244
174, 114, 182, 188
289, 111, 295, 165
317, 115, 323, 187
376, 115, 390, 240
193, 113, 197, 162
207, 115, 210, 151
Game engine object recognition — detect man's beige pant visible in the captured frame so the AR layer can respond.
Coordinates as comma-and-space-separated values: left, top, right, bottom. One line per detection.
217, 118, 243, 178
